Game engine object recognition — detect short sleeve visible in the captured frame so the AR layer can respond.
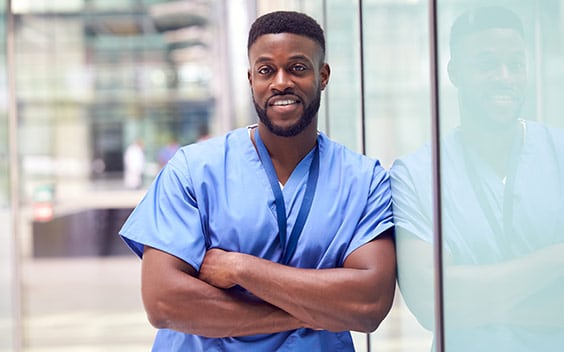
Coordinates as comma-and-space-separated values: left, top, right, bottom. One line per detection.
344, 162, 394, 260
390, 157, 433, 243
119, 152, 207, 271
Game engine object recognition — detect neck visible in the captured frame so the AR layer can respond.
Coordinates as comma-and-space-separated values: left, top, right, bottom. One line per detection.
253, 123, 318, 184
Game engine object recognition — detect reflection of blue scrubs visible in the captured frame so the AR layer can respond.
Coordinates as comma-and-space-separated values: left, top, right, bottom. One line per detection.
120, 126, 393, 352
391, 121, 564, 351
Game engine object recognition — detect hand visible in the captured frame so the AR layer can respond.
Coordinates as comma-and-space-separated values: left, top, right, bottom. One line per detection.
199, 248, 239, 289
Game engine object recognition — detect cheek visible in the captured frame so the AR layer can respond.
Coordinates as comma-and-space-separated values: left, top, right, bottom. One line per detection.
458, 86, 483, 106
250, 84, 264, 100
302, 81, 321, 97
458, 76, 491, 100
250, 78, 268, 94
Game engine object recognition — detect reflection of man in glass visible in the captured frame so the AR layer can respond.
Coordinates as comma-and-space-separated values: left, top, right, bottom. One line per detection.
391, 6, 564, 351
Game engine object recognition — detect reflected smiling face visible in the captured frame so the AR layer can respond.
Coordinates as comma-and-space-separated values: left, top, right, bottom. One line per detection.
248, 33, 330, 137
448, 28, 528, 130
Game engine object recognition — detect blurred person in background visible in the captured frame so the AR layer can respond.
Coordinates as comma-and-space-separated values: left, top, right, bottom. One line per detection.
157, 136, 180, 169
119, 10, 396, 352
196, 123, 211, 142
123, 137, 145, 189
391, 6, 564, 351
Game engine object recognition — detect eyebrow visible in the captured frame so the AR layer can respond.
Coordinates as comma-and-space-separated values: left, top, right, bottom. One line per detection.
253, 54, 313, 65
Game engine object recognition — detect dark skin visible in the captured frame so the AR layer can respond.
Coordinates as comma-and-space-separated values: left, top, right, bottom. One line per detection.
248, 33, 329, 184
141, 32, 396, 337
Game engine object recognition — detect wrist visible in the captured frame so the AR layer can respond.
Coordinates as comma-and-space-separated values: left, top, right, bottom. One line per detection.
228, 251, 246, 284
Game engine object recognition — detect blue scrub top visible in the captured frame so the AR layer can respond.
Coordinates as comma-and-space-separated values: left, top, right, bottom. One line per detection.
120, 126, 394, 352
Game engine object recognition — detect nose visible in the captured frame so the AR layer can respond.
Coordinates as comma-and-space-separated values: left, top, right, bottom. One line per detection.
271, 69, 295, 92
495, 64, 512, 82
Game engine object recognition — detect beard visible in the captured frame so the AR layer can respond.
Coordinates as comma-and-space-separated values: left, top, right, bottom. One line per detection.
253, 89, 321, 137
459, 92, 525, 133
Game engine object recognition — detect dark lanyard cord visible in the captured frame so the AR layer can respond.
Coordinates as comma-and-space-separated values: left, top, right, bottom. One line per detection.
254, 129, 320, 264
460, 122, 524, 240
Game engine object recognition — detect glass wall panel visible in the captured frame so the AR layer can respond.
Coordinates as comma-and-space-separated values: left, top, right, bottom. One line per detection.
394, 1, 564, 351
363, 0, 431, 168
382, 0, 436, 351
437, 1, 564, 351
323, 1, 362, 151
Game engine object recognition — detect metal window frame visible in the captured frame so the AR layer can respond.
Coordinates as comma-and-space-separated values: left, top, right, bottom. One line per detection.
6, 0, 23, 350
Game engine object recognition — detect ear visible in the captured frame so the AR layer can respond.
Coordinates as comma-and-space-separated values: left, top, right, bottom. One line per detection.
447, 60, 459, 88
320, 63, 330, 91
247, 69, 252, 86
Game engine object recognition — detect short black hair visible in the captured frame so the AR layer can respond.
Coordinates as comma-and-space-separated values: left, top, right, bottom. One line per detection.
450, 6, 525, 58
247, 11, 326, 59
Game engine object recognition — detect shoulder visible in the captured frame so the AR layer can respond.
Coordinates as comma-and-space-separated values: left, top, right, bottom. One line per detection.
526, 120, 564, 139
524, 120, 564, 164
390, 144, 431, 182
390, 129, 462, 186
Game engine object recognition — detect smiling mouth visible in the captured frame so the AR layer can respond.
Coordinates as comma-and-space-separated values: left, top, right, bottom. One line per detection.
271, 99, 298, 106
490, 93, 517, 104
270, 98, 300, 107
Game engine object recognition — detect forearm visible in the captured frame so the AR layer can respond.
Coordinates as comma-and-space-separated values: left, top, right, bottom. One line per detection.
491, 280, 564, 328
202, 238, 396, 333
232, 256, 389, 332
446, 243, 564, 317
142, 247, 304, 337
148, 278, 302, 337
399, 239, 564, 329
443, 282, 564, 329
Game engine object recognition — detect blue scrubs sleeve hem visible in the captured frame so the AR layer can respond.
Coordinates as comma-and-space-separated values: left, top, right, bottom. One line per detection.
120, 235, 144, 259
343, 222, 394, 264
119, 232, 203, 272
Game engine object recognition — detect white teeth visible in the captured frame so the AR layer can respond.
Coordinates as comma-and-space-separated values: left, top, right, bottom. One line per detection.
272, 99, 297, 106
493, 95, 513, 102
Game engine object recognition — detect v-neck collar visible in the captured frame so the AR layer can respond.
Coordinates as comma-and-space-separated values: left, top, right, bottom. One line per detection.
246, 124, 317, 201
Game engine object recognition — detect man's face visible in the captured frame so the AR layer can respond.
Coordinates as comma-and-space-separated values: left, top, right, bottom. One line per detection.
449, 28, 527, 129
248, 33, 330, 137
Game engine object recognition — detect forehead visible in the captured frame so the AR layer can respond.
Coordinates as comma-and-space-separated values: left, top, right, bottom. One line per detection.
454, 28, 525, 58
248, 33, 322, 64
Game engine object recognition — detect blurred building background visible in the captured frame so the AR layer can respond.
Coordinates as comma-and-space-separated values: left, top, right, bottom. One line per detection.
1, 0, 563, 351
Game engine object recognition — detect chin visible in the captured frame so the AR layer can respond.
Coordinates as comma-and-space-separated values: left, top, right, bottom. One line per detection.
485, 114, 520, 130
263, 115, 314, 137
269, 123, 308, 137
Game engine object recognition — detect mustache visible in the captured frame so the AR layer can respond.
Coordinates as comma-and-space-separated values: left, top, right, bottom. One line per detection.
268, 88, 299, 98
270, 87, 294, 97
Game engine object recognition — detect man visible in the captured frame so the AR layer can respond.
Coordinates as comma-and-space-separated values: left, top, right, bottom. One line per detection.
123, 137, 145, 189
157, 137, 179, 169
391, 6, 564, 351
120, 11, 396, 351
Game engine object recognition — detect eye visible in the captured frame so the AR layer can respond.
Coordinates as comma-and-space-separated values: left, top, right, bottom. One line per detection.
257, 66, 273, 75
291, 64, 307, 72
